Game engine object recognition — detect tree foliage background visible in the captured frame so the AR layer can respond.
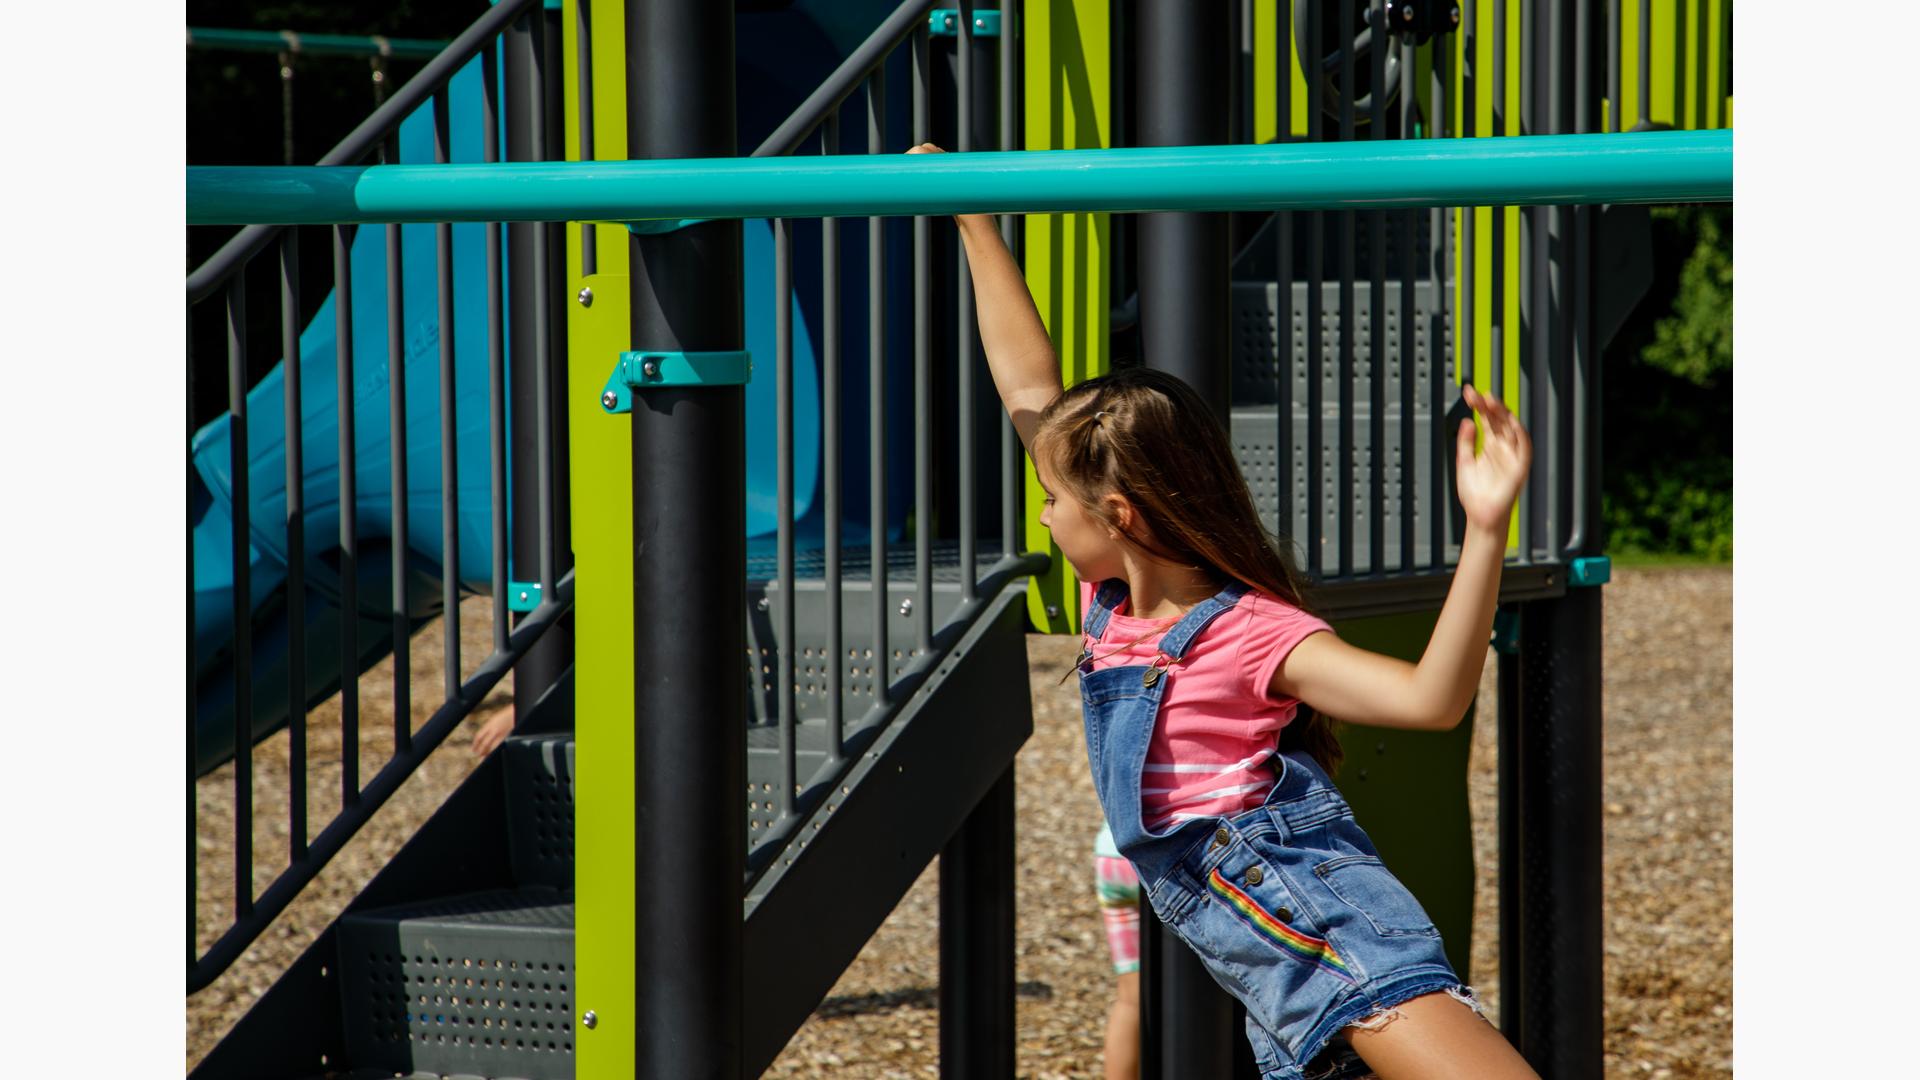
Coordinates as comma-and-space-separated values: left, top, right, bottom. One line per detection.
1602, 206, 1734, 561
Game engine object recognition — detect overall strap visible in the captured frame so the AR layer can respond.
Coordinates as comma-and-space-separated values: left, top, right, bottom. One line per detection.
1082, 579, 1130, 640
1156, 580, 1252, 660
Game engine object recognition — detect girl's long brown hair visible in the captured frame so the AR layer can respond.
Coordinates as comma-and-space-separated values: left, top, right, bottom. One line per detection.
1035, 367, 1344, 776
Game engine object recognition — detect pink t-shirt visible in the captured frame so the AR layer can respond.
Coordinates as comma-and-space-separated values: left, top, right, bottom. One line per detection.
1080, 580, 1333, 831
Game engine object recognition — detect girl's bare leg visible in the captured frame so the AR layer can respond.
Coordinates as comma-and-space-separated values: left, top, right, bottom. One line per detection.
1343, 991, 1538, 1080
1104, 970, 1141, 1080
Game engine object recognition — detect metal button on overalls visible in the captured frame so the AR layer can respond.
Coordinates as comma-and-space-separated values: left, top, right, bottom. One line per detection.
1245, 865, 1264, 886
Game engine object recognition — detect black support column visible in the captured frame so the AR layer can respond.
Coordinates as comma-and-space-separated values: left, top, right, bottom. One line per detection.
625, 2, 745, 1076
1135, 0, 1232, 421
1133, 2, 1240, 1076
506, 2, 572, 721
939, 765, 1017, 1078
1509, 587, 1605, 1078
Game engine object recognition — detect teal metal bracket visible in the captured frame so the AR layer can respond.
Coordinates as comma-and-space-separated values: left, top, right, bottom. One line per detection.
929, 9, 1001, 36
626, 217, 709, 235
508, 582, 542, 613
1568, 556, 1612, 588
600, 350, 754, 413
1490, 608, 1520, 656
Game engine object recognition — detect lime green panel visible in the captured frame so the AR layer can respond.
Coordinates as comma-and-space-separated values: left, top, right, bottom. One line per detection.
1251, 2, 1308, 144
1022, 0, 1110, 635
1329, 610, 1478, 979
571, 3, 636, 1078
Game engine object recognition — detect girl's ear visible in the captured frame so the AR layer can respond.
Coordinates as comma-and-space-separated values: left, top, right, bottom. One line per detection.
1103, 492, 1138, 541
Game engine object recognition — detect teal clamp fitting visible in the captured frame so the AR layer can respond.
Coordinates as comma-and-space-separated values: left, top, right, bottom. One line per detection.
625, 218, 709, 235
1568, 556, 1612, 588
508, 582, 542, 613
600, 350, 754, 413
1490, 609, 1520, 656
929, 9, 1001, 36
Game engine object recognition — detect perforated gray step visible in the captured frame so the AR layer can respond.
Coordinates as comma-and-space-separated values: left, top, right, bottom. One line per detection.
502, 735, 575, 893
336, 888, 575, 1080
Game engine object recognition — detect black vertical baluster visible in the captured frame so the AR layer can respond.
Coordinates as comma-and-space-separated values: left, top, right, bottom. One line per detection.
957, 0, 978, 601
1368, 0, 1386, 576
1276, 2, 1294, 556
775, 216, 796, 819
280, 231, 308, 858
868, 69, 889, 707
1305, 0, 1323, 579
823, 118, 844, 763
1570, 0, 1592, 556
485, 42, 509, 659
279, 49, 297, 166
1433, 17, 1454, 568
1399, 34, 1416, 573
1338, 0, 1355, 580
1519, 0, 1537, 565
530, 11, 557, 601
385, 221, 412, 740
575, 0, 597, 274
1001, 0, 1021, 562
1608, 0, 1621, 132
1637, 0, 1650, 127
227, 276, 253, 919
384, 134, 410, 763
188, 308, 198, 967
334, 224, 359, 805
913, 24, 933, 653
434, 89, 461, 699
1491, 0, 1506, 413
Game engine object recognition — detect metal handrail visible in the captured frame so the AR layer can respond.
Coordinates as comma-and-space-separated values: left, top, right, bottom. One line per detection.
186, 0, 541, 304
186, 26, 448, 60
186, 130, 1733, 225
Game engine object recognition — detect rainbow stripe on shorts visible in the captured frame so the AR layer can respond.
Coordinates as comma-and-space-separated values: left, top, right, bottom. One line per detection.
1207, 867, 1357, 985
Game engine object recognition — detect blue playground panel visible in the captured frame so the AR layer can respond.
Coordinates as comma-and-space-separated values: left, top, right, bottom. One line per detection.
193, 1, 918, 775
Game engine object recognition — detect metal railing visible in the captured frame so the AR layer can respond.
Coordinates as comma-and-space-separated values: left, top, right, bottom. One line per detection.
186, 0, 569, 994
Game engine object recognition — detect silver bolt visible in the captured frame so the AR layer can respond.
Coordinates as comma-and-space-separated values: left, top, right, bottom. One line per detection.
1358, 768, 1370, 781
582, 1010, 598, 1029
898, 597, 914, 616
642, 358, 662, 379
519, 590, 531, 605
757, 597, 771, 611
945, 14, 957, 29
976, 16, 988, 29
601, 390, 618, 410
577, 287, 593, 307
1404, 4, 1416, 20
1045, 604, 1061, 619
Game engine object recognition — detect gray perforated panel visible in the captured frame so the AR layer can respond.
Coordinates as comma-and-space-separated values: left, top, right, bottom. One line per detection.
504, 736, 575, 893
338, 889, 575, 1079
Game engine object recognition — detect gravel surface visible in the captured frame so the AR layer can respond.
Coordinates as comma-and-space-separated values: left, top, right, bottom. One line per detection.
189, 567, 1730, 1078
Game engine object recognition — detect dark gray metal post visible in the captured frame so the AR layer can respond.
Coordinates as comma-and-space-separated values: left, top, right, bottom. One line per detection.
938, 765, 1017, 1078
1132, 4, 1236, 1074
625, 1, 744, 1075
1135, 0, 1231, 422
1511, 588, 1604, 1078
508, 2, 573, 720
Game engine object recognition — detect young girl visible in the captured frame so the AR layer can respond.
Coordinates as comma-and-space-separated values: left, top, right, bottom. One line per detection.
912, 144, 1539, 1080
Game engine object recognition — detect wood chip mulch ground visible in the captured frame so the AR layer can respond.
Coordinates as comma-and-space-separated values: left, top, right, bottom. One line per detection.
190, 566, 1730, 1078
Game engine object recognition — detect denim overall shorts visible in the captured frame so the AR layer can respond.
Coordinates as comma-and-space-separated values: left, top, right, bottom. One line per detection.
1079, 579, 1468, 1080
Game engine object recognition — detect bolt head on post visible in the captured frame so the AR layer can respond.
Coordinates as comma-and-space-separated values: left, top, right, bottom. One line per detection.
899, 598, 913, 617
601, 390, 618, 411
577, 287, 593, 307
582, 1010, 597, 1029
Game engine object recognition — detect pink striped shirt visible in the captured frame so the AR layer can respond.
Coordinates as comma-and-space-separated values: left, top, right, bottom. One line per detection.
1080, 580, 1333, 831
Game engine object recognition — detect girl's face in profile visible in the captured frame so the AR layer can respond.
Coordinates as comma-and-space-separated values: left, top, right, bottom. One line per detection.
1035, 456, 1126, 582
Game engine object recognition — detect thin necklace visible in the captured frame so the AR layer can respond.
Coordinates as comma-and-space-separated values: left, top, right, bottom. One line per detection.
1060, 612, 1184, 685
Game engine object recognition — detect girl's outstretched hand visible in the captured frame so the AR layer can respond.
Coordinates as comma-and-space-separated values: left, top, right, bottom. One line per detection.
1455, 384, 1533, 535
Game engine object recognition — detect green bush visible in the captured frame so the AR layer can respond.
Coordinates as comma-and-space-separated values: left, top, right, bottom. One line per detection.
1600, 205, 1732, 562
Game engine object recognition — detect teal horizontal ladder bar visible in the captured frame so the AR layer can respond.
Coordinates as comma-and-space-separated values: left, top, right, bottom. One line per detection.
187, 129, 1731, 226
186, 26, 448, 59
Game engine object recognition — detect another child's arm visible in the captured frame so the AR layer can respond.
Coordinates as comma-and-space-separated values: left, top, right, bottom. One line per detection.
906, 144, 1061, 451
1271, 385, 1531, 731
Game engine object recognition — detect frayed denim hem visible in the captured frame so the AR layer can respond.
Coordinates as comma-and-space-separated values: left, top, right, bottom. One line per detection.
1249, 968, 1473, 1080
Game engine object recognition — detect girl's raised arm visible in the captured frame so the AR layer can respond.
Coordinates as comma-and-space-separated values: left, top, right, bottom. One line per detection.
907, 144, 1061, 451
1272, 385, 1532, 731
